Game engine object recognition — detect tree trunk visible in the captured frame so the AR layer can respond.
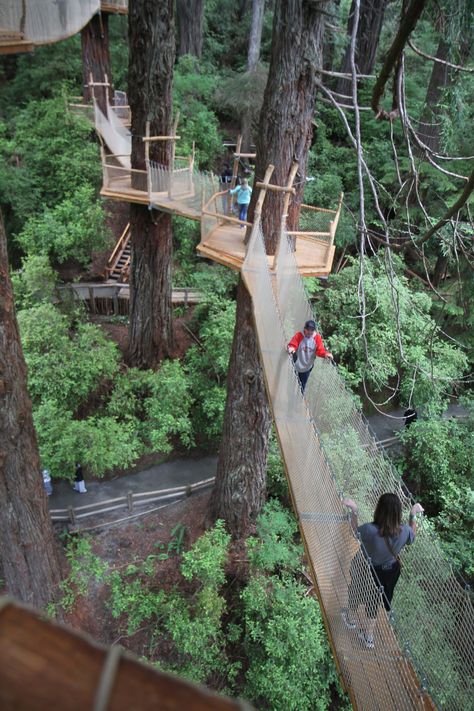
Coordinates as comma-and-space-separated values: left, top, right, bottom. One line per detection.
81, 12, 113, 114
240, 0, 266, 152
209, 0, 329, 537
0, 210, 62, 608
336, 0, 388, 97
127, 0, 175, 367
255, 0, 328, 250
176, 0, 204, 57
247, 0, 265, 71
418, 37, 450, 153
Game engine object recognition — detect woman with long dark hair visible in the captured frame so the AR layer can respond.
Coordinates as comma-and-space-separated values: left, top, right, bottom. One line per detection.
341, 493, 424, 648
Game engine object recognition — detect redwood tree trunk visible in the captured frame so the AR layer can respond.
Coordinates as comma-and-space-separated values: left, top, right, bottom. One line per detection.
209, 0, 329, 537
127, 0, 175, 367
0, 211, 62, 608
418, 36, 450, 153
176, 0, 204, 57
336, 0, 388, 97
81, 12, 113, 114
240, 0, 266, 152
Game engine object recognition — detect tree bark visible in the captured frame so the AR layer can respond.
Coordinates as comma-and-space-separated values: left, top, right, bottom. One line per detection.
209, 0, 329, 537
336, 0, 388, 97
127, 0, 175, 367
254, 0, 328, 250
176, 0, 204, 58
0, 210, 62, 608
240, 0, 266, 152
81, 12, 113, 114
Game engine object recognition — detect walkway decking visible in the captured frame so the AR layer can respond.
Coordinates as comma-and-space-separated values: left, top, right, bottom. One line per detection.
198, 221, 335, 277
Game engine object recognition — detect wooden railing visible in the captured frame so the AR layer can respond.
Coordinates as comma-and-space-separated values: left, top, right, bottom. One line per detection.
287, 193, 344, 249
56, 283, 201, 315
50, 476, 215, 525
104, 222, 130, 279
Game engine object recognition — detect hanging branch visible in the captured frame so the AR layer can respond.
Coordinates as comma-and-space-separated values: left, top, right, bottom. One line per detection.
407, 39, 474, 73
371, 0, 428, 118
415, 169, 474, 247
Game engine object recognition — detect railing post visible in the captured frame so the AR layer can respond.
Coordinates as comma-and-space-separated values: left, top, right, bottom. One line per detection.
127, 492, 133, 513
68, 506, 76, 526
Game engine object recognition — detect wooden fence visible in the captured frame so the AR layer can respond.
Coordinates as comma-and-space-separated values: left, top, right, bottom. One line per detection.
56, 283, 201, 315
50, 476, 215, 525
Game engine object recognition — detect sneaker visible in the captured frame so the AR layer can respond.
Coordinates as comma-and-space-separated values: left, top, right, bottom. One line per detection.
357, 630, 375, 649
341, 609, 357, 630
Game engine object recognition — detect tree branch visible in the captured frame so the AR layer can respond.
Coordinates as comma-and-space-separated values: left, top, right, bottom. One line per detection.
407, 38, 474, 73
415, 169, 474, 247
371, 0, 428, 118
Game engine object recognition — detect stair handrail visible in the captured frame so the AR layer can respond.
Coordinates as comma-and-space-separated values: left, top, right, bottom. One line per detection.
104, 222, 130, 279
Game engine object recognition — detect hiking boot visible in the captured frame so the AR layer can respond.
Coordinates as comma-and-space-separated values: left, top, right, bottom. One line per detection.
341, 609, 357, 630
357, 630, 375, 649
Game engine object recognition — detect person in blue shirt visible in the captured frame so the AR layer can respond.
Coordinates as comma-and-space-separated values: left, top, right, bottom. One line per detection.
341, 492, 424, 648
229, 179, 252, 226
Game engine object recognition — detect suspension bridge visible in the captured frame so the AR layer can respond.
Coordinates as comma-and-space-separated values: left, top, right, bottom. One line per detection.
1, 4, 473, 708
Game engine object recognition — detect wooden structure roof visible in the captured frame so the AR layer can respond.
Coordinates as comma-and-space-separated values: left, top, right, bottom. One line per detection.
0, 597, 252, 711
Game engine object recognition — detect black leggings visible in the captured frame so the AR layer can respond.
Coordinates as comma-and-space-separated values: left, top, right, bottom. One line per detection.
348, 554, 401, 619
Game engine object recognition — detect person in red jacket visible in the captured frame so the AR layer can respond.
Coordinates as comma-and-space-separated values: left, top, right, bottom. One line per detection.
287, 320, 334, 393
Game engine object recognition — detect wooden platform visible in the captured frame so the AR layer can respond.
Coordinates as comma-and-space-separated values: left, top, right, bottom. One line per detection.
100, 183, 202, 221
0, 30, 33, 54
100, 1, 128, 13
198, 222, 335, 277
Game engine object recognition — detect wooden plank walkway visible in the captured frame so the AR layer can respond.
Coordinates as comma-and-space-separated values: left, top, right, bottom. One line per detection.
198, 222, 335, 277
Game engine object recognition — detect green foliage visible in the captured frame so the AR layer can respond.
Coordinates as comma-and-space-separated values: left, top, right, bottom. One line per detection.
59, 536, 108, 613
266, 433, 289, 500
161, 521, 234, 686
15, 185, 111, 265
173, 56, 222, 169
181, 519, 230, 587
11, 254, 57, 309
4, 97, 101, 226
314, 255, 468, 414
107, 361, 194, 454
247, 499, 302, 574
109, 570, 166, 635
399, 408, 474, 577
241, 575, 338, 711
34, 399, 141, 478
18, 303, 120, 409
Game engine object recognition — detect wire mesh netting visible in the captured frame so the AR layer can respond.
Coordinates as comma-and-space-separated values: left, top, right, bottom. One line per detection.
298, 205, 335, 235
0, 0, 100, 44
242, 225, 474, 711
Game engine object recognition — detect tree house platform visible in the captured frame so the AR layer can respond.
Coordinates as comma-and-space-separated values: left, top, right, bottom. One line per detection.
0, 30, 33, 54
100, 155, 343, 278
198, 221, 336, 277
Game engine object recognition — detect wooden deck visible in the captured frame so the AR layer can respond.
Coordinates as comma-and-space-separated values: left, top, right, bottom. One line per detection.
198, 222, 335, 277
0, 30, 33, 54
100, 182, 202, 221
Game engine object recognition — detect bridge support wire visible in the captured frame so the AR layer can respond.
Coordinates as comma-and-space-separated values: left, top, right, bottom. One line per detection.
241, 218, 473, 710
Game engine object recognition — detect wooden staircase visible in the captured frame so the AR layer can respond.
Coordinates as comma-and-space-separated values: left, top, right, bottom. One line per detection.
104, 223, 131, 282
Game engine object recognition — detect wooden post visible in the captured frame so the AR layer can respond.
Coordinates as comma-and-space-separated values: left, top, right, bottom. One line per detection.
113, 288, 119, 315
243, 164, 275, 250
127, 492, 133, 513
88, 287, 96, 315
68, 507, 76, 526
230, 134, 242, 191
168, 112, 180, 199
144, 120, 151, 202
